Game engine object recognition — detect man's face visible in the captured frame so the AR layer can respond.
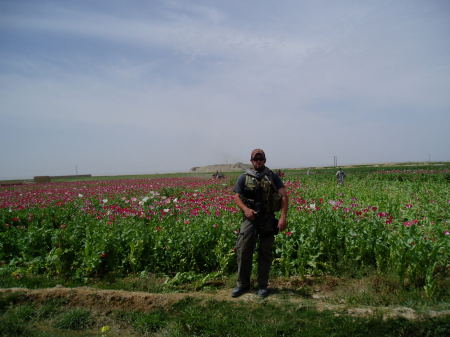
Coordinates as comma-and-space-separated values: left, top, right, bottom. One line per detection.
251, 155, 266, 171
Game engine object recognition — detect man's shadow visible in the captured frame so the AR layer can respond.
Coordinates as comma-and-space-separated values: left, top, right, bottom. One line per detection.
268, 287, 313, 298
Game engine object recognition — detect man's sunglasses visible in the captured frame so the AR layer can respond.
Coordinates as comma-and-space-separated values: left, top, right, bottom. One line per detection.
252, 157, 265, 161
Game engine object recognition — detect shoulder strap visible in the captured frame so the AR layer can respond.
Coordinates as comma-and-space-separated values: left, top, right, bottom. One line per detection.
265, 169, 280, 192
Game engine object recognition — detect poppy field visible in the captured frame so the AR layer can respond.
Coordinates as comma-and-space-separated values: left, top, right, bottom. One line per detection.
0, 165, 449, 297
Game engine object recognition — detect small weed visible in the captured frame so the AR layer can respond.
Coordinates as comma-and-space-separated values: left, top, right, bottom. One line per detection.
36, 300, 65, 319
53, 308, 92, 330
131, 310, 168, 333
13, 304, 35, 321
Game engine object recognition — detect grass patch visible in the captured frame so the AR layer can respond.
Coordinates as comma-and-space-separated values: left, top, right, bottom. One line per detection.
0, 312, 37, 337
1, 295, 449, 337
324, 273, 450, 308
127, 297, 450, 337
0, 269, 85, 289
13, 304, 35, 322
53, 308, 92, 330
110, 297, 450, 337
0, 303, 51, 337
93, 273, 168, 293
36, 298, 69, 320
118, 309, 169, 334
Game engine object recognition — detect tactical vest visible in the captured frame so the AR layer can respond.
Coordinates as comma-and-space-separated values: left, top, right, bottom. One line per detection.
242, 169, 282, 215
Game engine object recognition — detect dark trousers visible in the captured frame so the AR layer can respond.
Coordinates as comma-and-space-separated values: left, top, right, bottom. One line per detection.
235, 217, 275, 289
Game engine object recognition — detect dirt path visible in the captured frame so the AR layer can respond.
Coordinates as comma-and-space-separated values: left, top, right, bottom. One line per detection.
1, 286, 449, 321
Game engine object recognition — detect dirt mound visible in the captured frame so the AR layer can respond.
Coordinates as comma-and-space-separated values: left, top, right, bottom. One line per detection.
1, 287, 449, 320
1, 287, 185, 312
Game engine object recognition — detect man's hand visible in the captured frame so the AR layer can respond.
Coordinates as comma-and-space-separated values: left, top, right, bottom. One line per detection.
278, 216, 287, 231
277, 187, 289, 231
244, 207, 257, 221
234, 193, 258, 221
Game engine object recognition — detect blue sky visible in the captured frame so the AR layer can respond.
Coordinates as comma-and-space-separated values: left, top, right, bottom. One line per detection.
1, 0, 449, 179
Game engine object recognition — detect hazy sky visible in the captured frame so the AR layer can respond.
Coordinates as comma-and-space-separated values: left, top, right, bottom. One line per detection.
1, 0, 449, 179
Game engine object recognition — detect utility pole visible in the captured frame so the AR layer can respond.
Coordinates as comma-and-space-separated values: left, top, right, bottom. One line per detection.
333, 156, 337, 167
75, 165, 78, 175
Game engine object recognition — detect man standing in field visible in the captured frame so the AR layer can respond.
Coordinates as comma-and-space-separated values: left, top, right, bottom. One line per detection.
336, 168, 346, 184
232, 149, 289, 298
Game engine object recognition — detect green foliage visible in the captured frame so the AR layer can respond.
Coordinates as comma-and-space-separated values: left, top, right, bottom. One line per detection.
1, 164, 449, 298
159, 186, 187, 199
271, 171, 450, 298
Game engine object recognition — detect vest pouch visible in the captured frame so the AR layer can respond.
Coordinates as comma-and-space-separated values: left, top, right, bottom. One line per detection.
244, 171, 282, 214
